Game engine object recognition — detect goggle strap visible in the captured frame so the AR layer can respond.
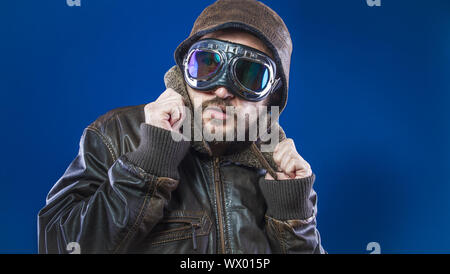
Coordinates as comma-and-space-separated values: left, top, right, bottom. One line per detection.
271, 78, 282, 95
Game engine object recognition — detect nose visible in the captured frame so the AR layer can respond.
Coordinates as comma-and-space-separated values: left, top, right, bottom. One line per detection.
213, 86, 234, 100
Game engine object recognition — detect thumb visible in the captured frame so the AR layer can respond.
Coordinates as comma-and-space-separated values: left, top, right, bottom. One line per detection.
265, 171, 291, 180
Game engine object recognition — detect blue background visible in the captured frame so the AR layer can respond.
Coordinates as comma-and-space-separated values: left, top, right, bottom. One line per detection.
0, 0, 449, 253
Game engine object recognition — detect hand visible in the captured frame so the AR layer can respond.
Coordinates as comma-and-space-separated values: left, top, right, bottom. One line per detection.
265, 138, 312, 180
144, 88, 186, 132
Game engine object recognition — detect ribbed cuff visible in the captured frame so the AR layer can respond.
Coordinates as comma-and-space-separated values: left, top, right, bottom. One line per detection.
259, 174, 315, 221
125, 123, 190, 180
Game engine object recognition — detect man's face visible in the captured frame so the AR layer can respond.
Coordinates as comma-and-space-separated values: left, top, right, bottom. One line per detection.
186, 30, 274, 142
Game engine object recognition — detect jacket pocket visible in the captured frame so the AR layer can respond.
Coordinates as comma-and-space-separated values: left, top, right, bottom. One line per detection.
148, 210, 212, 250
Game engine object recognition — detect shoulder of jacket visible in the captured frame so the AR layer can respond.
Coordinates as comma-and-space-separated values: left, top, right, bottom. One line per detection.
84, 104, 146, 160
87, 104, 145, 133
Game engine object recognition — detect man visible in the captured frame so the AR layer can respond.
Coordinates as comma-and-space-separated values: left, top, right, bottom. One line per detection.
38, 0, 325, 254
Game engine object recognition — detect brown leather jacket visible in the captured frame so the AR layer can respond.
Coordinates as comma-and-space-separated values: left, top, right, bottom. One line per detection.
37, 67, 325, 254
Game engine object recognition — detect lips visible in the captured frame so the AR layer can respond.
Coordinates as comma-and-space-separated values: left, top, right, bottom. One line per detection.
204, 104, 228, 120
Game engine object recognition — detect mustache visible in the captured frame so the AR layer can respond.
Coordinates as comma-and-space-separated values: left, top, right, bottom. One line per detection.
201, 97, 233, 111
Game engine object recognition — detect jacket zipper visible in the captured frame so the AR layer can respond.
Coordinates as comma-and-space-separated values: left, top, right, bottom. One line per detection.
213, 156, 226, 254
156, 219, 201, 251
191, 221, 200, 251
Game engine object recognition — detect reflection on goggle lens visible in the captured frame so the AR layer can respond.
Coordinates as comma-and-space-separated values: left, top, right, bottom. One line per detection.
234, 59, 269, 92
187, 50, 221, 78
187, 49, 270, 93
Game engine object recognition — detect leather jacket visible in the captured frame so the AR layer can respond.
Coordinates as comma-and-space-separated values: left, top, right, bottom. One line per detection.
38, 67, 325, 254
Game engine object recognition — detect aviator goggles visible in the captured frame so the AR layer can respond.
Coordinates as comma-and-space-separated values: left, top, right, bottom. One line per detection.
182, 38, 281, 102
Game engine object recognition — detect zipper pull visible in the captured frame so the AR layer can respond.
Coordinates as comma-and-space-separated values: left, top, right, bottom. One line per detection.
191, 222, 200, 251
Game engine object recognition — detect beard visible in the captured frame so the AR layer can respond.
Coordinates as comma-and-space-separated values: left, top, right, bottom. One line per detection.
192, 97, 269, 155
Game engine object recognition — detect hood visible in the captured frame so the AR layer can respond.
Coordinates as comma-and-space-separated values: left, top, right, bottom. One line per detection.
164, 65, 285, 180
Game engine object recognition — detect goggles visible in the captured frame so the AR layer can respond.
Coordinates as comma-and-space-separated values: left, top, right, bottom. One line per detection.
182, 38, 281, 102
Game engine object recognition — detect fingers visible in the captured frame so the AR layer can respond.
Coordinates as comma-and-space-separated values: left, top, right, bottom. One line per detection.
271, 138, 312, 179
285, 158, 311, 178
169, 105, 181, 126
273, 139, 292, 166
145, 88, 186, 132
280, 151, 294, 172
164, 92, 185, 125
265, 172, 274, 180
171, 104, 186, 132
282, 156, 297, 178
273, 138, 294, 170
265, 171, 292, 180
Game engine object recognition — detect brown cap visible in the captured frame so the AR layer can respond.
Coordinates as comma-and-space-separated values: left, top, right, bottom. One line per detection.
174, 0, 293, 112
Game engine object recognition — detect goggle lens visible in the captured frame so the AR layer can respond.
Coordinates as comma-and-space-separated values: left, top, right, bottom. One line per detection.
187, 50, 222, 79
234, 59, 269, 92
